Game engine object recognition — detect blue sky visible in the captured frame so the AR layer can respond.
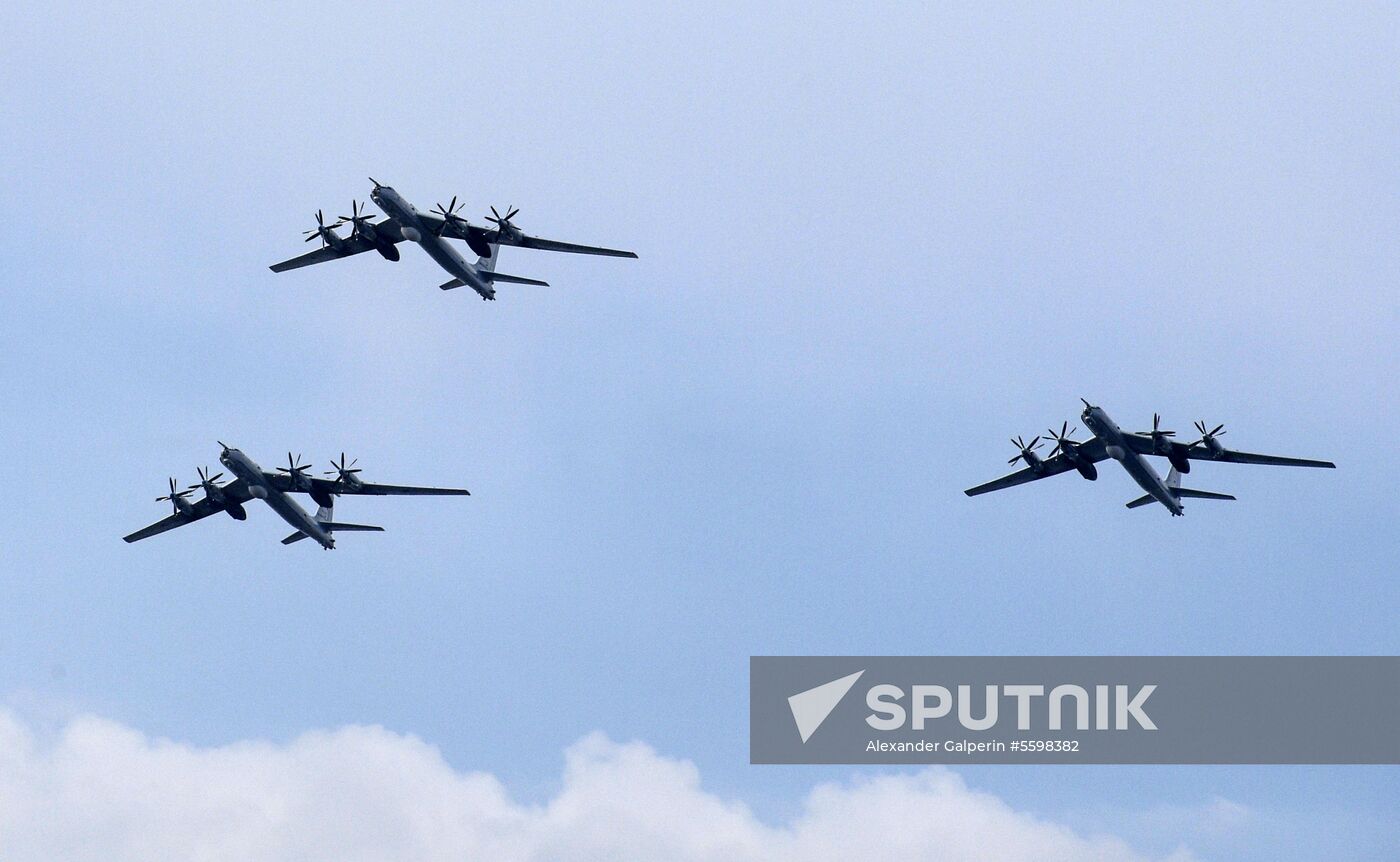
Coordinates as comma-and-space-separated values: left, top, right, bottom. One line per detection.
1, 3, 1396, 859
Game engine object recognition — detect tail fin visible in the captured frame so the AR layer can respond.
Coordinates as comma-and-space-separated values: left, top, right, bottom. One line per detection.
475, 241, 500, 274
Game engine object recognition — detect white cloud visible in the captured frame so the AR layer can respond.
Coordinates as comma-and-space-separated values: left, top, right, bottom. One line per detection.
0, 709, 1192, 862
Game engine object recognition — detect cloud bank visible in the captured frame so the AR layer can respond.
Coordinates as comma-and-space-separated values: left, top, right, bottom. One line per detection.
0, 710, 1191, 862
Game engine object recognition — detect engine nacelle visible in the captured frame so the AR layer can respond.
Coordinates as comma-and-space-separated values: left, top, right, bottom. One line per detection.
1075, 462, 1098, 481
226, 502, 248, 520
1168, 450, 1192, 474
376, 242, 400, 261
465, 232, 494, 258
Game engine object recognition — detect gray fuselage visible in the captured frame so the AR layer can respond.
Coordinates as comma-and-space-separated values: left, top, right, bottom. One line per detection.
218, 448, 334, 548
369, 186, 494, 299
1080, 406, 1182, 515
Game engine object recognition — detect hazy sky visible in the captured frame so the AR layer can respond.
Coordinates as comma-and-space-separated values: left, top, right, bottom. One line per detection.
2, 3, 1396, 860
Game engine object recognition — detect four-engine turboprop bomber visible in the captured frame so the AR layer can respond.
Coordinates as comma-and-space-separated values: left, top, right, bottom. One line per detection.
127, 184, 1345, 546
270, 179, 638, 300
964, 400, 1335, 515
123, 445, 471, 549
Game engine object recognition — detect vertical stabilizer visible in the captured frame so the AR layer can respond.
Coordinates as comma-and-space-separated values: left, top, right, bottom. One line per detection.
474, 242, 500, 275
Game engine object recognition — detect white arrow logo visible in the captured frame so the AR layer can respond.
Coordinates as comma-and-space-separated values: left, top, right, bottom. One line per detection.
788, 670, 865, 743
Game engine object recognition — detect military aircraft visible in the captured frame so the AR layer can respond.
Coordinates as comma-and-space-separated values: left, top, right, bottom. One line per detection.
269, 180, 637, 300
123, 445, 470, 549
964, 400, 1335, 515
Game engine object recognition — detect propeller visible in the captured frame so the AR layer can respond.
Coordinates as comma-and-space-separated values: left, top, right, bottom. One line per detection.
276, 452, 313, 486
487, 205, 520, 232
1190, 420, 1227, 446
302, 210, 335, 245
324, 452, 363, 490
430, 196, 493, 255
1137, 413, 1176, 438
431, 195, 468, 229
187, 466, 225, 491
338, 200, 374, 237
1008, 435, 1042, 465
1045, 422, 1082, 457
156, 477, 193, 511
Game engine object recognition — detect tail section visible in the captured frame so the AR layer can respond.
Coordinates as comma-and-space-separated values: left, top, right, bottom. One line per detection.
281, 523, 384, 544
440, 270, 549, 290
281, 502, 384, 544
1126, 468, 1237, 510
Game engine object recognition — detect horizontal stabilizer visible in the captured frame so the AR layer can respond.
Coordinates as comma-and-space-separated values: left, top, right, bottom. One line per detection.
481, 271, 549, 286
281, 531, 310, 545
1125, 494, 1156, 509
1172, 488, 1236, 502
